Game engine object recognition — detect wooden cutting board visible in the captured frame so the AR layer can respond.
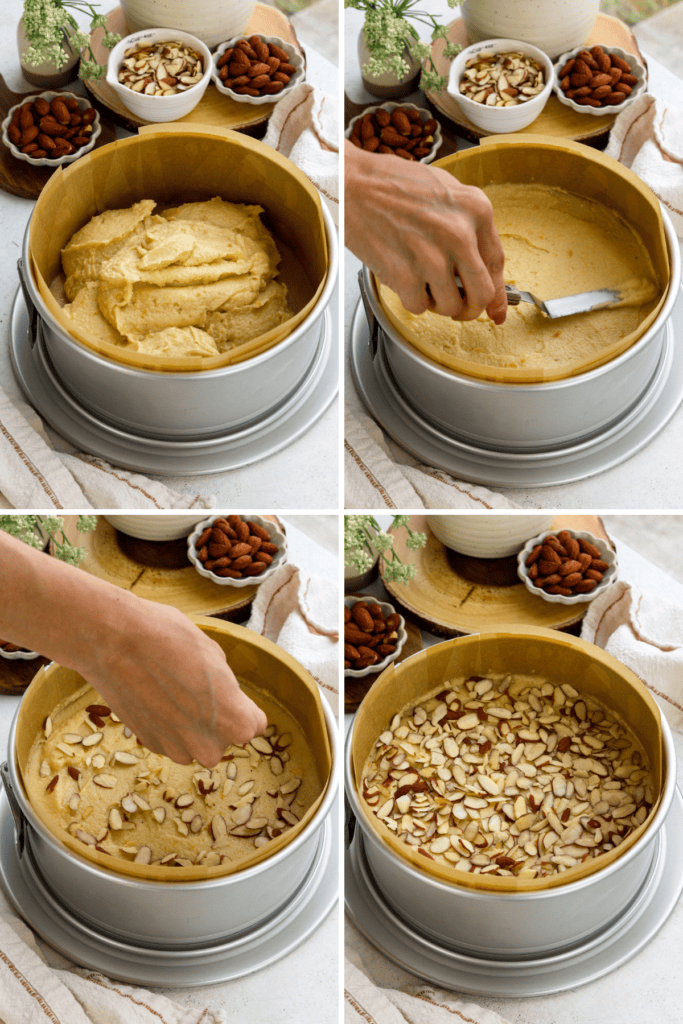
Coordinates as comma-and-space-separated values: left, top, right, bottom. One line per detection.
56, 515, 285, 618
382, 515, 611, 637
0, 654, 50, 697
0, 77, 116, 200
424, 12, 643, 146
85, 4, 303, 133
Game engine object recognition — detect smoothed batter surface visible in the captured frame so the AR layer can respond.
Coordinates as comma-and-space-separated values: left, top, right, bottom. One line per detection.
379, 184, 661, 382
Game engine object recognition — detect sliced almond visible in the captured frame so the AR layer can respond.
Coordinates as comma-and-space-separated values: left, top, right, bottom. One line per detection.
93, 774, 117, 788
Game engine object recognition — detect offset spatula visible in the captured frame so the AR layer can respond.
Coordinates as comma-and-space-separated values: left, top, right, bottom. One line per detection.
454, 277, 622, 319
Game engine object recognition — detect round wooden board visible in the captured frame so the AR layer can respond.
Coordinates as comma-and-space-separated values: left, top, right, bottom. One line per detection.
0, 654, 50, 697
344, 591, 423, 713
425, 13, 642, 145
56, 516, 284, 618
382, 515, 611, 638
0, 76, 117, 200
85, 4, 302, 134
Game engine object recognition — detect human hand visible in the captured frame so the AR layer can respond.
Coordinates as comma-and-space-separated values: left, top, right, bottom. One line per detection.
0, 529, 267, 767
345, 142, 507, 323
78, 601, 268, 767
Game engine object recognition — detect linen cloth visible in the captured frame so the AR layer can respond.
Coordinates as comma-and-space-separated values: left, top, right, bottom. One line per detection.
582, 579, 683, 733
0, 529, 338, 1022
345, 958, 512, 1024
605, 54, 683, 237
344, 402, 519, 510
263, 80, 339, 226
0, 391, 214, 510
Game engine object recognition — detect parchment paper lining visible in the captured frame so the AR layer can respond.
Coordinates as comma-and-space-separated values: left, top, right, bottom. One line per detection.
16, 616, 333, 882
351, 626, 664, 893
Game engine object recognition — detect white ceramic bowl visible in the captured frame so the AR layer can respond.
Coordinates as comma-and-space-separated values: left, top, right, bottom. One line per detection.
553, 45, 646, 116
0, 643, 40, 661
187, 515, 287, 587
345, 103, 443, 164
427, 515, 556, 559
1, 91, 101, 167
344, 596, 407, 679
212, 35, 305, 106
103, 514, 208, 541
517, 529, 618, 605
105, 28, 212, 121
447, 38, 553, 133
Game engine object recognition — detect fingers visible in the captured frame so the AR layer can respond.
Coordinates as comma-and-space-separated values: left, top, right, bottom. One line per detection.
477, 217, 508, 325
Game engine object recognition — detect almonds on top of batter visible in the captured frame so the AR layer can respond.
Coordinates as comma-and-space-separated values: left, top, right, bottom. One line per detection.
28, 688, 320, 870
362, 673, 653, 879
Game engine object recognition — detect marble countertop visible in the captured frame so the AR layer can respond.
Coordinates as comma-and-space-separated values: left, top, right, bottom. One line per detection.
344, 3, 683, 508
0, 0, 339, 509
0, 517, 338, 1020
345, 525, 683, 1022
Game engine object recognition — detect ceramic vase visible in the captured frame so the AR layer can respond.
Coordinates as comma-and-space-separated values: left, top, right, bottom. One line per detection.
358, 28, 421, 99
461, 0, 600, 59
17, 18, 79, 89
119, 0, 257, 49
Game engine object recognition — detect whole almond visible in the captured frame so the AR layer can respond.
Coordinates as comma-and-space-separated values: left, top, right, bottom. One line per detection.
247, 521, 270, 542
248, 62, 271, 78
352, 605, 375, 632
268, 43, 290, 63
33, 97, 50, 117
261, 81, 284, 94
50, 98, 70, 124
391, 110, 411, 135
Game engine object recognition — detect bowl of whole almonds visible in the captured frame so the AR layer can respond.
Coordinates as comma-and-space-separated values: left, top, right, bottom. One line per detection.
2, 92, 100, 167
188, 514, 287, 586
212, 34, 305, 105
517, 528, 618, 604
553, 45, 646, 115
105, 29, 212, 121
447, 38, 553, 133
346, 103, 442, 163
344, 597, 407, 677
0, 640, 40, 661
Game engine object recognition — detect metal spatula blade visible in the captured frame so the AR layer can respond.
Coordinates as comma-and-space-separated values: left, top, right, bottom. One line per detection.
506, 284, 622, 319
454, 277, 621, 319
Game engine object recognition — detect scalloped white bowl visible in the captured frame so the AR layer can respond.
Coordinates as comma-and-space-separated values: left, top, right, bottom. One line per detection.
0, 644, 40, 661
188, 515, 287, 587
1, 91, 101, 167
345, 103, 443, 164
553, 45, 646, 116
517, 529, 618, 605
211, 34, 304, 105
345, 596, 407, 678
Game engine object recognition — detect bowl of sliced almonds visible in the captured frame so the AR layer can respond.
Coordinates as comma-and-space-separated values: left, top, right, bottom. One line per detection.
105, 28, 212, 121
447, 38, 553, 133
